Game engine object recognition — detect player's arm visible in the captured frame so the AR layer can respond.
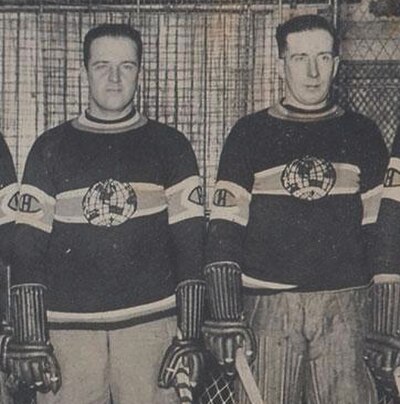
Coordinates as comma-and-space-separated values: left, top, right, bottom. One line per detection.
1, 135, 61, 394
0, 134, 18, 381
0, 134, 18, 327
0, 134, 18, 266
157, 130, 206, 401
363, 123, 400, 397
203, 120, 256, 376
360, 121, 390, 274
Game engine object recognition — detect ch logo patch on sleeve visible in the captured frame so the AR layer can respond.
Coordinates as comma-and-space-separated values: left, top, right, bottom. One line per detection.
188, 186, 204, 206
281, 156, 336, 201
384, 167, 400, 188
7, 191, 19, 212
82, 179, 137, 227
19, 193, 42, 213
213, 188, 237, 207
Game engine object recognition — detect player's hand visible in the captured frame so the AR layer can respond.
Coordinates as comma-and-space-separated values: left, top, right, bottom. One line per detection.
2, 339, 61, 394
365, 333, 400, 398
202, 320, 256, 377
158, 337, 205, 401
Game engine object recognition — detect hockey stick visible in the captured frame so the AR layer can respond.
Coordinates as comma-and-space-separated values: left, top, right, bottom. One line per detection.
235, 347, 263, 404
0, 261, 11, 334
394, 366, 400, 397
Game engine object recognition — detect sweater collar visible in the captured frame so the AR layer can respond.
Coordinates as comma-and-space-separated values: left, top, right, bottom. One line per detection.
268, 100, 344, 122
71, 109, 148, 134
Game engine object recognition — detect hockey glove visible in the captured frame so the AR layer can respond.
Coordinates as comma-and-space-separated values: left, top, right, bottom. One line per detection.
158, 280, 206, 402
1, 284, 61, 394
202, 262, 256, 377
365, 277, 400, 398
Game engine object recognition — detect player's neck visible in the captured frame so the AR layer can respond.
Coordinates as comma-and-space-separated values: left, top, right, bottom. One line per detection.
85, 107, 137, 124
281, 99, 332, 114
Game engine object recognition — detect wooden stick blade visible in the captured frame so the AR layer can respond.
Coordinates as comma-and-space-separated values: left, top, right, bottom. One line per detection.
394, 366, 400, 397
235, 347, 263, 404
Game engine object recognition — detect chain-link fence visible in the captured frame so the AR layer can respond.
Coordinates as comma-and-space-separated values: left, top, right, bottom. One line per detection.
338, 0, 400, 149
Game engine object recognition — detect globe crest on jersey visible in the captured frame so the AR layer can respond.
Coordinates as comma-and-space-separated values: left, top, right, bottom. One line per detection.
281, 156, 336, 201
82, 178, 137, 227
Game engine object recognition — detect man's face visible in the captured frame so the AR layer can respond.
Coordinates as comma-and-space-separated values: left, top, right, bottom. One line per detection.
86, 36, 140, 119
278, 29, 339, 110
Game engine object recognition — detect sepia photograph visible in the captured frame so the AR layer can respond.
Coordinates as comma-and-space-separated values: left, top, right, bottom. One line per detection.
0, 0, 399, 403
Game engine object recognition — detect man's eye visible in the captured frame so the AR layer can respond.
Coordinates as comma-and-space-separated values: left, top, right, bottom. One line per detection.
94, 64, 108, 70
293, 55, 307, 62
319, 54, 333, 63
122, 64, 136, 71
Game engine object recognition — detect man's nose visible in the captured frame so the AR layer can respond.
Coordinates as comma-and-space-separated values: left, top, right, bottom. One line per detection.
307, 57, 319, 78
108, 66, 121, 83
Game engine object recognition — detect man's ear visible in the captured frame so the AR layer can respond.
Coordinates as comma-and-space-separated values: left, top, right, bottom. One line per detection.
277, 57, 285, 80
332, 56, 340, 80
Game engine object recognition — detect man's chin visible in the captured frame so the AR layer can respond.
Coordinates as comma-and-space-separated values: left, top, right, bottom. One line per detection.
297, 96, 329, 109
101, 102, 132, 113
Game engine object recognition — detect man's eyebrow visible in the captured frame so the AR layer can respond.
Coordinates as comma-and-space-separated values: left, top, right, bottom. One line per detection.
290, 52, 308, 58
289, 51, 333, 58
91, 60, 138, 65
91, 60, 110, 65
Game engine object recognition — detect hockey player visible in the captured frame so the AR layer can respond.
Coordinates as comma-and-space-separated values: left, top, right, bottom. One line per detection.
365, 124, 400, 402
0, 133, 18, 404
203, 14, 388, 403
0, 134, 16, 268
2, 24, 205, 404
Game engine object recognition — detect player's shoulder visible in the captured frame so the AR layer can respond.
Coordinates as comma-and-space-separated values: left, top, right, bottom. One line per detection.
342, 110, 388, 164
0, 131, 10, 152
145, 118, 192, 148
342, 109, 380, 134
226, 109, 273, 148
226, 109, 271, 141
390, 126, 400, 156
234, 109, 270, 128
29, 120, 73, 155
340, 109, 385, 146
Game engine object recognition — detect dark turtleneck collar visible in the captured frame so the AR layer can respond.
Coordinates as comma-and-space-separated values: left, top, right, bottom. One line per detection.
71, 108, 148, 134
84, 108, 137, 125
281, 101, 334, 115
268, 99, 344, 123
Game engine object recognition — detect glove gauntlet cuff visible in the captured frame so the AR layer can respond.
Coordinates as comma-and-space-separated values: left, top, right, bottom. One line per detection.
372, 281, 400, 336
204, 261, 243, 322
176, 280, 206, 341
10, 284, 48, 345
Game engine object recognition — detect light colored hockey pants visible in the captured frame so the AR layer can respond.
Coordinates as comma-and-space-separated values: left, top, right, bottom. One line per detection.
236, 287, 378, 404
37, 316, 179, 404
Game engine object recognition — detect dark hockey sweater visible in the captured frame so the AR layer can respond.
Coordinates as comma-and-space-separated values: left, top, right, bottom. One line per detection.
0, 133, 17, 331
375, 127, 400, 277
0, 133, 17, 264
207, 103, 388, 292
13, 112, 204, 329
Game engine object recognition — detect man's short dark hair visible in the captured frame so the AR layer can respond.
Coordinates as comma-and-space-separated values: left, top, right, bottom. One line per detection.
83, 24, 143, 69
276, 14, 339, 58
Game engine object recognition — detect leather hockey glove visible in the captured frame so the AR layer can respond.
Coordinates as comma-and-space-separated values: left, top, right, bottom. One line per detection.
202, 262, 256, 377
158, 280, 206, 402
365, 276, 400, 398
1, 284, 61, 394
